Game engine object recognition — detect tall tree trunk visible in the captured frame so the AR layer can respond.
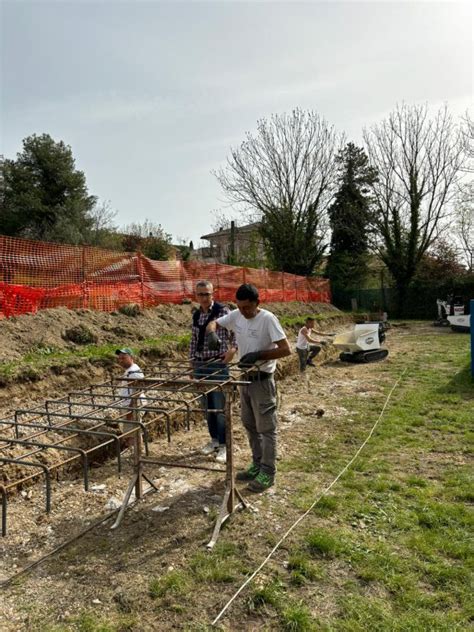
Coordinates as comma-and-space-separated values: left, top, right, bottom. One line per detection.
395, 279, 408, 318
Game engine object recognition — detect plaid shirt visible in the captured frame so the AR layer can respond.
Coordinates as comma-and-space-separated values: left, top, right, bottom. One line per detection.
189, 303, 236, 361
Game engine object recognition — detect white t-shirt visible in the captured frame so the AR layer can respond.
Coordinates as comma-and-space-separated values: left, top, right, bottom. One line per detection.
296, 326, 311, 350
216, 308, 286, 374
118, 363, 145, 407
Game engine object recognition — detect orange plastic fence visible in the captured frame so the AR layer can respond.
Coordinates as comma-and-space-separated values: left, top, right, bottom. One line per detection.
0, 235, 331, 317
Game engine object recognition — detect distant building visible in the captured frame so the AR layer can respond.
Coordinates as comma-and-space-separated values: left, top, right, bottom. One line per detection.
195, 221, 265, 266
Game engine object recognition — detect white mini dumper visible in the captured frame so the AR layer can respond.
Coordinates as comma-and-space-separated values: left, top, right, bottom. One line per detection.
447, 313, 471, 333
333, 323, 389, 363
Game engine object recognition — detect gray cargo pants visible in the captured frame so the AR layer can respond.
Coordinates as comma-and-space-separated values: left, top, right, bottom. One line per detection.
239, 375, 277, 476
296, 345, 321, 372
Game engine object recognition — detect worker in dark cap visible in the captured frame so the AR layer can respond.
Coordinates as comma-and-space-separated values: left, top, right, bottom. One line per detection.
115, 348, 145, 448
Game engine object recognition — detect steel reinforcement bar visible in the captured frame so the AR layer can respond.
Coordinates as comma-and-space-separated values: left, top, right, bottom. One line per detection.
0, 359, 252, 536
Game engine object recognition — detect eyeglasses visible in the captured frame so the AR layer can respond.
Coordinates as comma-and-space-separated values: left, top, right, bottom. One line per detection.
196, 292, 212, 297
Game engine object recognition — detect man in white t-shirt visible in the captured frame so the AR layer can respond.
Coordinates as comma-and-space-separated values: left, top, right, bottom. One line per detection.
115, 348, 145, 447
295, 316, 329, 371
206, 284, 290, 492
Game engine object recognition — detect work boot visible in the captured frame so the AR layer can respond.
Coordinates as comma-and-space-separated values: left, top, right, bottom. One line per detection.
201, 439, 219, 455
306, 360, 316, 367
247, 471, 274, 493
236, 463, 260, 481
215, 445, 227, 464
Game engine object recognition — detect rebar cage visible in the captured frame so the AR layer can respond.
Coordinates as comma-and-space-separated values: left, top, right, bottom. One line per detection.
0, 359, 254, 544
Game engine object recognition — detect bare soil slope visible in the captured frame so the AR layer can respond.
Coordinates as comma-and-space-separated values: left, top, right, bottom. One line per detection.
0, 301, 344, 412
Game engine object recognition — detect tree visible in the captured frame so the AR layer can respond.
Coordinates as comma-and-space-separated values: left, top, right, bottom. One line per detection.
363, 104, 466, 315
175, 238, 193, 261
0, 134, 96, 243
86, 199, 123, 249
215, 109, 343, 275
121, 219, 173, 260
461, 111, 474, 172
453, 182, 473, 272
414, 238, 467, 283
326, 143, 378, 289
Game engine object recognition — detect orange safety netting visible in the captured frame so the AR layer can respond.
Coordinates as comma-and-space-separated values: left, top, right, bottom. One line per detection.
0, 235, 331, 318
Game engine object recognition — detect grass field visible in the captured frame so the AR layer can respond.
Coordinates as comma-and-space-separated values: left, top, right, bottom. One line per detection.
148, 326, 472, 631
252, 328, 473, 631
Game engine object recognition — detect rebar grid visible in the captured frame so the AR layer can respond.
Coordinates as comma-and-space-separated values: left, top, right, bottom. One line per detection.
110, 362, 252, 548
0, 358, 252, 537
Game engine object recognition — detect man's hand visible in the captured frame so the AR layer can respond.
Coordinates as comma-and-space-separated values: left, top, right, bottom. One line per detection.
238, 351, 261, 367
206, 331, 221, 351
223, 348, 237, 365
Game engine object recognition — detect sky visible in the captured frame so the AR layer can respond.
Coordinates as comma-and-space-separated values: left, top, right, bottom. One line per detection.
1, 1, 472, 246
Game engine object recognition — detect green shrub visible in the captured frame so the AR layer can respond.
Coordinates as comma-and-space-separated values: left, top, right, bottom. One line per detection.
18, 366, 41, 382
118, 303, 142, 317
63, 325, 98, 345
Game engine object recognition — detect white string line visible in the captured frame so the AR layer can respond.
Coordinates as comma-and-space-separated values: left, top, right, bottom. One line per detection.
212, 368, 408, 627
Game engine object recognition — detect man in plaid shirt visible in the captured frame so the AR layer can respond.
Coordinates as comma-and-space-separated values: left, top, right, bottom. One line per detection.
189, 280, 236, 464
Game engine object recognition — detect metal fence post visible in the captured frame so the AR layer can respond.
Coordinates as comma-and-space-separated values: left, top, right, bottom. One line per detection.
81, 246, 87, 309
137, 251, 145, 308
471, 300, 474, 379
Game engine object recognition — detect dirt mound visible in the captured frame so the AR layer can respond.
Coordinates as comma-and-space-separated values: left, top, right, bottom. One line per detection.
262, 301, 340, 319
0, 301, 348, 413
0, 304, 195, 363
0, 301, 342, 364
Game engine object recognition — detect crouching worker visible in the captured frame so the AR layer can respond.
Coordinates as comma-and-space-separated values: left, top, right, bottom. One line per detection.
189, 281, 236, 464
115, 348, 145, 448
206, 283, 290, 492
295, 317, 328, 371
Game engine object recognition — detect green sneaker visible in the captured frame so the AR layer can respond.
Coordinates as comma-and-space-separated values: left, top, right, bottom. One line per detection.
236, 463, 260, 481
247, 471, 274, 493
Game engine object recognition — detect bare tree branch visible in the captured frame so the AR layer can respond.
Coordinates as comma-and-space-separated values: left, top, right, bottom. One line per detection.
214, 109, 344, 274
453, 182, 474, 272
364, 103, 466, 313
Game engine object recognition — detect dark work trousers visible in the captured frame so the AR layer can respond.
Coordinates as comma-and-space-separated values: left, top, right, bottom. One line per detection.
239, 375, 277, 476
194, 361, 228, 446
296, 344, 321, 372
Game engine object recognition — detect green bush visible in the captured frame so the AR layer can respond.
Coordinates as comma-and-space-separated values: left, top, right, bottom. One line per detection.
118, 303, 142, 317
63, 325, 98, 345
